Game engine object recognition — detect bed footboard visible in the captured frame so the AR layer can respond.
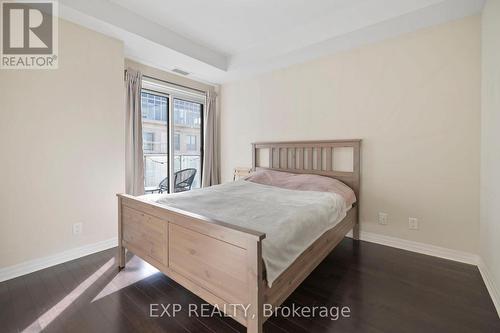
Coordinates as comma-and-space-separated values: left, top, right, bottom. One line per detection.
117, 194, 266, 332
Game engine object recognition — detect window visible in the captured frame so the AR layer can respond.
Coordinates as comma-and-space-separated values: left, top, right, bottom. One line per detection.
173, 99, 202, 127
142, 91, 169, 190
173, 99, 203, 189
141, 80, 204, 193
141, 92, 168, 122
174, 133, 180, 151
186, 135, 197, 151
143, 132, 154, 152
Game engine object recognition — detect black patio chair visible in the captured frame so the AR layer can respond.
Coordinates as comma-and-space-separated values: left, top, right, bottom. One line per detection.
158, 168, 197, 193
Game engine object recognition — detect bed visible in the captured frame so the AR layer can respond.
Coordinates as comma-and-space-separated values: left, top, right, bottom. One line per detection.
117, 140, 361, 333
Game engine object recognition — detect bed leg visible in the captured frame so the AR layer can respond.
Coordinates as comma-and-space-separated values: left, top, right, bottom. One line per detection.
352, 223, 360, 240
118, 245, 126, 269
352, 207, 360, 240
117, 195, 126, 269
246, 239, 263, 333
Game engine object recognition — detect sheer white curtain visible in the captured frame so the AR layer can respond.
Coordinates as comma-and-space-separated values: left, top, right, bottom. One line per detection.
125, 69, 145, 195
202, 88, 220, 187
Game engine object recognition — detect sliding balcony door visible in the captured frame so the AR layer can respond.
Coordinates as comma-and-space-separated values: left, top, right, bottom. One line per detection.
141, 79, 204, 194
141, 90, 169, 193
173, 98, 203, 190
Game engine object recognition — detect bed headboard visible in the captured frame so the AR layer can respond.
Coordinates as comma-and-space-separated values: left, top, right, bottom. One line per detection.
251, 140, 361, 198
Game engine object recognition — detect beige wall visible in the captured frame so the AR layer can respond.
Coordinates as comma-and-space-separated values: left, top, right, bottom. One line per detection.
0, 19, 125, 267
221, 16, 481, 253
480, 0, 500, 307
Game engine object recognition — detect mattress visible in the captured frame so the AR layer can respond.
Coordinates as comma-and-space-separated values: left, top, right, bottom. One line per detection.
142, 179, 352, 287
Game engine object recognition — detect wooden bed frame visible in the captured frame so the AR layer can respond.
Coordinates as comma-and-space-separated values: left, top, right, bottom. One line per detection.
117, 140, 361, 333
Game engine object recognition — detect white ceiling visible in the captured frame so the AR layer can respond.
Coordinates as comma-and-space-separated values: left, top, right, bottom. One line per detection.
108, 0, 360, 56
59, 0, 485, 84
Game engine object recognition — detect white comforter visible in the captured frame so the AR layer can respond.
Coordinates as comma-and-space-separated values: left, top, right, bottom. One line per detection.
144, 180, 348, 287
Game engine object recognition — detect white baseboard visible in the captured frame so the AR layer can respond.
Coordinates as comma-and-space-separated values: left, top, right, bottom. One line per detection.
347, 230, 500, 317
477, 258, 500, 317
0, 238, 118, 283
348, 230, 479, 265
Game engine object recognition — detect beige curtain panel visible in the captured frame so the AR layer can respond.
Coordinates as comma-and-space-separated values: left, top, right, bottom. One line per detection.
125, 68, 145, 195
202, 88, 220, 187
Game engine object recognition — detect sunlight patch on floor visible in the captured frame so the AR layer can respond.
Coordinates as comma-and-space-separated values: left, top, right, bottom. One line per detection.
92, 255, 158, 302
22, 258, 116, 332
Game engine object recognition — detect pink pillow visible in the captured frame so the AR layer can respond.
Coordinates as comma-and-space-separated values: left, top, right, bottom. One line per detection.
245, 169, 356, 207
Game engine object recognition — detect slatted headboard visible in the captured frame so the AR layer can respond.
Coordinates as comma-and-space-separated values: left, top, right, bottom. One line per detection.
251, 140, 361, 199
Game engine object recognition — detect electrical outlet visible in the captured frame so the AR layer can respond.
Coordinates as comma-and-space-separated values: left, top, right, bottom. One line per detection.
409, 217, 419, 230
378, 212, 388, 225
73, 222, 83, 235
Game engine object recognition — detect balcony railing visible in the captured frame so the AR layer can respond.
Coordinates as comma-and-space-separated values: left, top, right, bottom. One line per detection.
143, 142, 199, 154
143, 154, 201, 189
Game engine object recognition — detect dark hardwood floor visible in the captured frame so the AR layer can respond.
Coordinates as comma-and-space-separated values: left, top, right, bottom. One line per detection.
1, 238, 498, 333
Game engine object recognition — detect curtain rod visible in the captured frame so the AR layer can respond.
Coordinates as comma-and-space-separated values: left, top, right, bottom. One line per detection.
142, 74, 207, 95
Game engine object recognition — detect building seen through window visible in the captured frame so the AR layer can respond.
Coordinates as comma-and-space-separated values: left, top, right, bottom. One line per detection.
141, 91, 203, 192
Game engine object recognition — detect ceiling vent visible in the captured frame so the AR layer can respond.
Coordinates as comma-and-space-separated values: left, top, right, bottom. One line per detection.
172, 68, 190, 76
